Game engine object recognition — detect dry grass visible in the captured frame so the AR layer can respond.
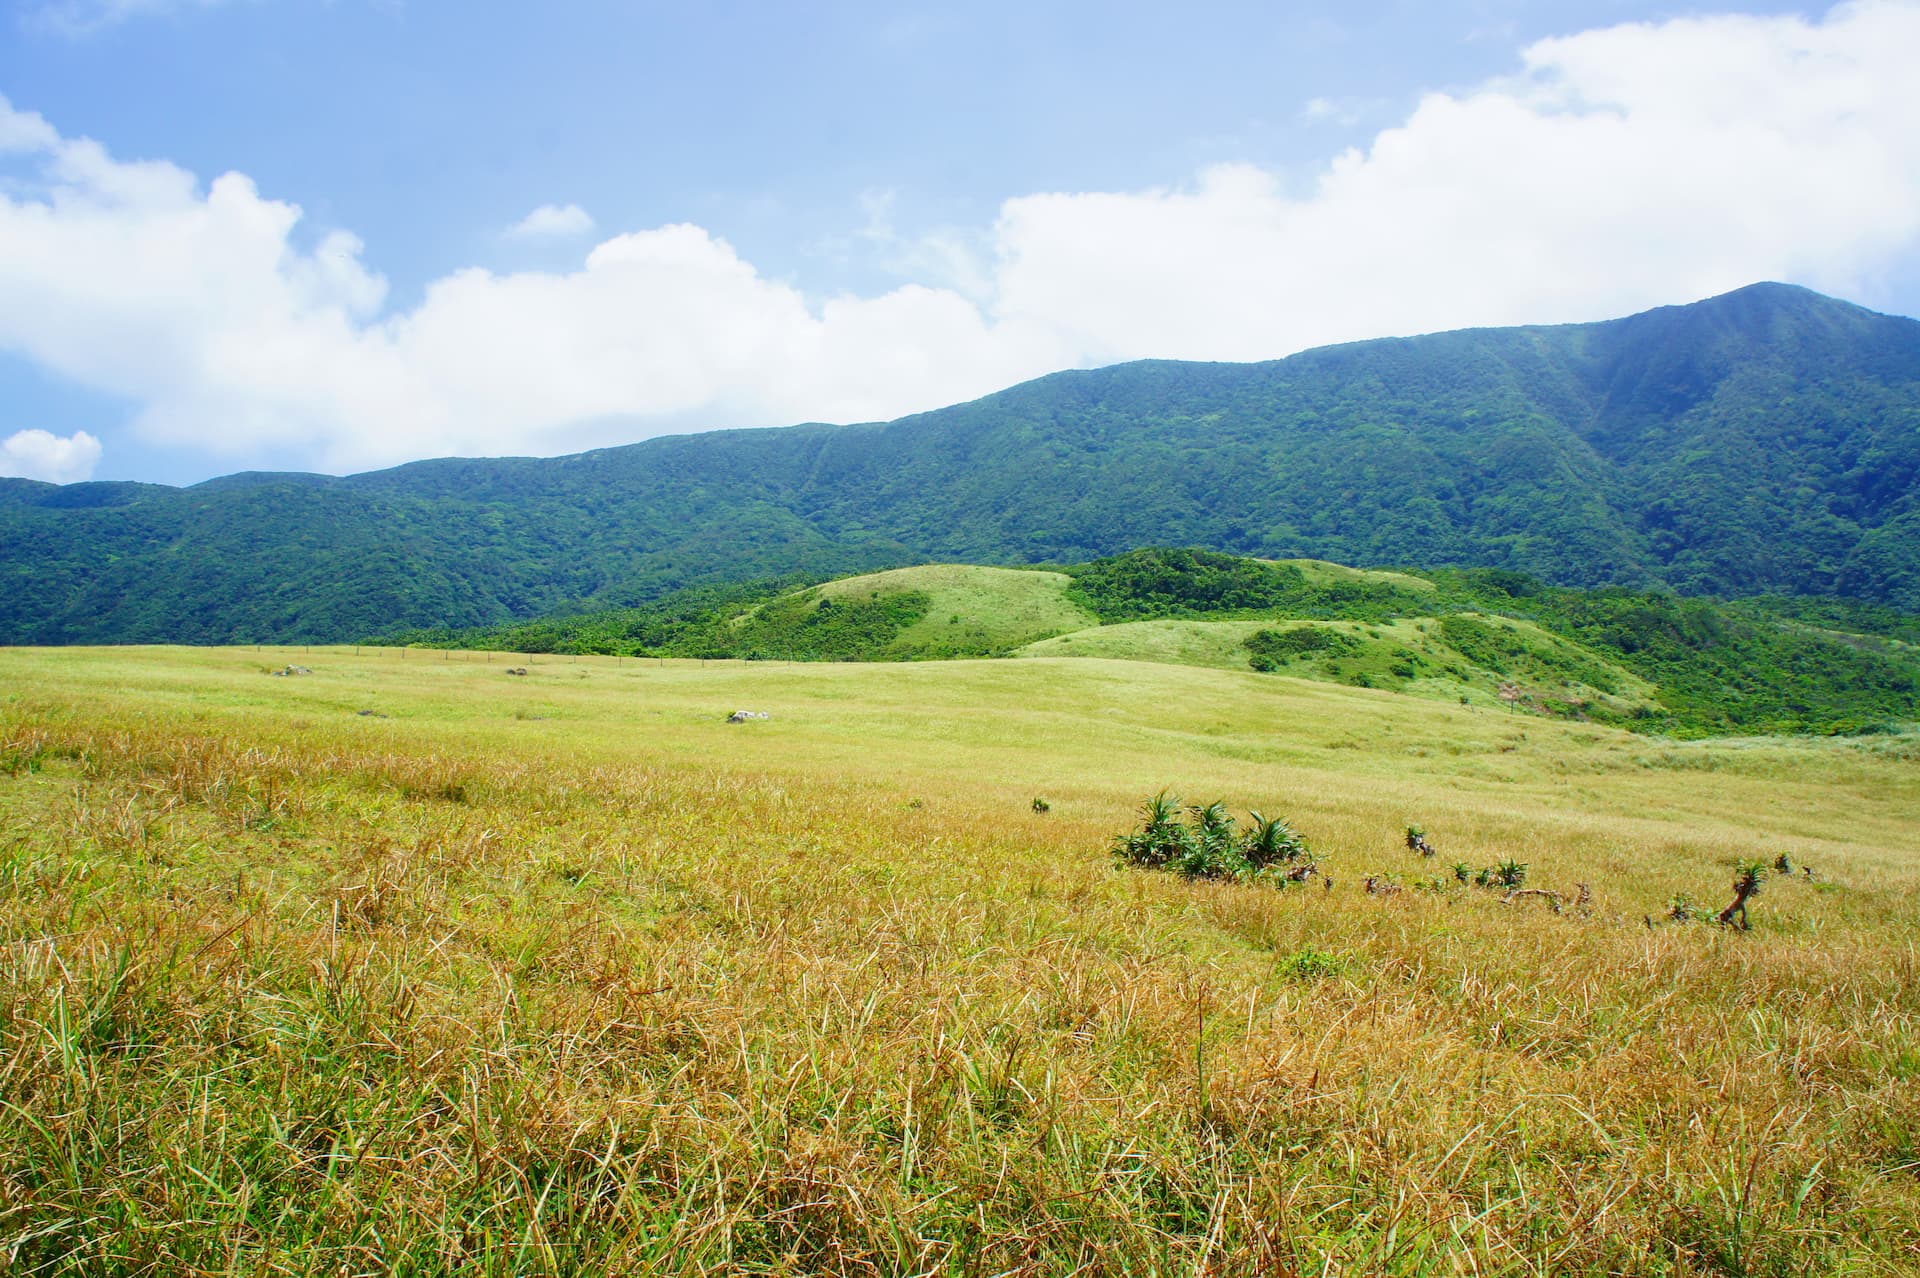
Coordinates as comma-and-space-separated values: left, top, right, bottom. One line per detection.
0, 645, 1915, 1275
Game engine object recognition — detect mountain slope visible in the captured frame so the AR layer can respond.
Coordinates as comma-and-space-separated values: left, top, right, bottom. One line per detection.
5, 282, 1919, 643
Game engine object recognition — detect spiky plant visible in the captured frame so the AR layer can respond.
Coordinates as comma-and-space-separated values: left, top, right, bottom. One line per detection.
1111, 791, 1192, 869
1189, 801, 1236, 852
1113, 795, 1317, 886
1182, 800, 1238, 878
1245, 812, 1309, 870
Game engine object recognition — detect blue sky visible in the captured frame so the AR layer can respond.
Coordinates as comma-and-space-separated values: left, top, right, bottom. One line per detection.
2, 0, 1917, 485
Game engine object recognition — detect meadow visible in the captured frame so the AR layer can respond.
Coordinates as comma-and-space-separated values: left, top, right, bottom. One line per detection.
0, 644, 1916, 1275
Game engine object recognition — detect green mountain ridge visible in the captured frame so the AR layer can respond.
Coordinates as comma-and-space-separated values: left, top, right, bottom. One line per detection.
5, 282, 1919, 643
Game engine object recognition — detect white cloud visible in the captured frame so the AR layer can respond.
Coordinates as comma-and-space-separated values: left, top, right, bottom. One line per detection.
3, 1, 1920, 476
506, 203, 596, 239
0, 102, 59, 152
0, 429, 102, 483
992, 2, 1920, 362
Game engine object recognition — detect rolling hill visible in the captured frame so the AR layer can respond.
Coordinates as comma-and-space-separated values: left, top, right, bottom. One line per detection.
379, 550, 1920, 738
4, 281, 1918, 644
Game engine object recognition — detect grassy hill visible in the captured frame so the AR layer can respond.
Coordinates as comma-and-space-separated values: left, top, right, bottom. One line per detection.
804, 564, 1096, 656
1015, 613, 1661, 718
385, 549, 1920, 738
2, 642, 1915, 1272
6, 283, 1920, 644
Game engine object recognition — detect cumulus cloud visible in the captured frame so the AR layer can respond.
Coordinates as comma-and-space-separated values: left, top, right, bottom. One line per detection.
0, 429, 102, 483
0, 92, 1068, 470
993, 2, 1920, 362
506, 203, 596, 239
2, 1, 1920, 475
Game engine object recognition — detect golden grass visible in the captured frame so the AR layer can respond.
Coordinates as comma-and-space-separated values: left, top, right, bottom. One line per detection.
0, 644, 1915, 1275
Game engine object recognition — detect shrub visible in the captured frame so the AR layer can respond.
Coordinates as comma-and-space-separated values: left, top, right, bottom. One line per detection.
1472, 859, 1527, 889
1246, 626, 1361, 664
1276, 946, 1349, 981
1111, 793, 1318, 886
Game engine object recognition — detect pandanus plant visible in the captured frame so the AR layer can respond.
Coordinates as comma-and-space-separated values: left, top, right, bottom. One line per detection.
1112, 793, 1317, 885
1245, 812, 1311, 869
1111, 791, 1189, 868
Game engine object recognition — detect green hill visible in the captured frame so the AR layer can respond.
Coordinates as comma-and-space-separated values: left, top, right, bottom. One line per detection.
6, 282, 1920, 643
809, 565, 1097, 656
380, 548, 1920, 738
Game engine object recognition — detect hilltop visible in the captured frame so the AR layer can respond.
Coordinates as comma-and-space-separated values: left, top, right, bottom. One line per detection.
5, 282, 1919, 643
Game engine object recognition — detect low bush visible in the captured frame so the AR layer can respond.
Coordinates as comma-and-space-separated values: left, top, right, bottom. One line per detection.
1111, 792, 1319, 886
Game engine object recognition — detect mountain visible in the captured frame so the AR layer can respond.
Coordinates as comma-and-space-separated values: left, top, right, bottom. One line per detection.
4, 282, 1919, 644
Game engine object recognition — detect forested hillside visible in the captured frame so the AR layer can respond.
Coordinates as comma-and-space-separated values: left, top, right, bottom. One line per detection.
4, 282, 1917, 643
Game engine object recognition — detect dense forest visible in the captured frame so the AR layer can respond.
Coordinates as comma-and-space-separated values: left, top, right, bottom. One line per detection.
4, 282, 1918, 644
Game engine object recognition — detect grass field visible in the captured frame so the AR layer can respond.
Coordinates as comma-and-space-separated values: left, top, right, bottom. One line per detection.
1, 645, 1916, 1275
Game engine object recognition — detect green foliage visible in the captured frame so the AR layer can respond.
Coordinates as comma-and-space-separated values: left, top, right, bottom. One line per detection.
378, 575, 815, 657
1070, 548, 1428, 624
1110, 793, 1317, 886
1245, 626, 1364, 664
1514, 588, 1920, 736
1274, 946, 1350, 982
1667, 893, 1701, 922
1067, 549, 1305, 619
1472, 859, 1528, 890
1739, 595, 1920, 646
378, 580, 934, 663
722, 589, 934, 662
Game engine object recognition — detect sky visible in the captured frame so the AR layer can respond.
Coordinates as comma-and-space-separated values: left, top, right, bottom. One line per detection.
2, 0, 1919, 486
